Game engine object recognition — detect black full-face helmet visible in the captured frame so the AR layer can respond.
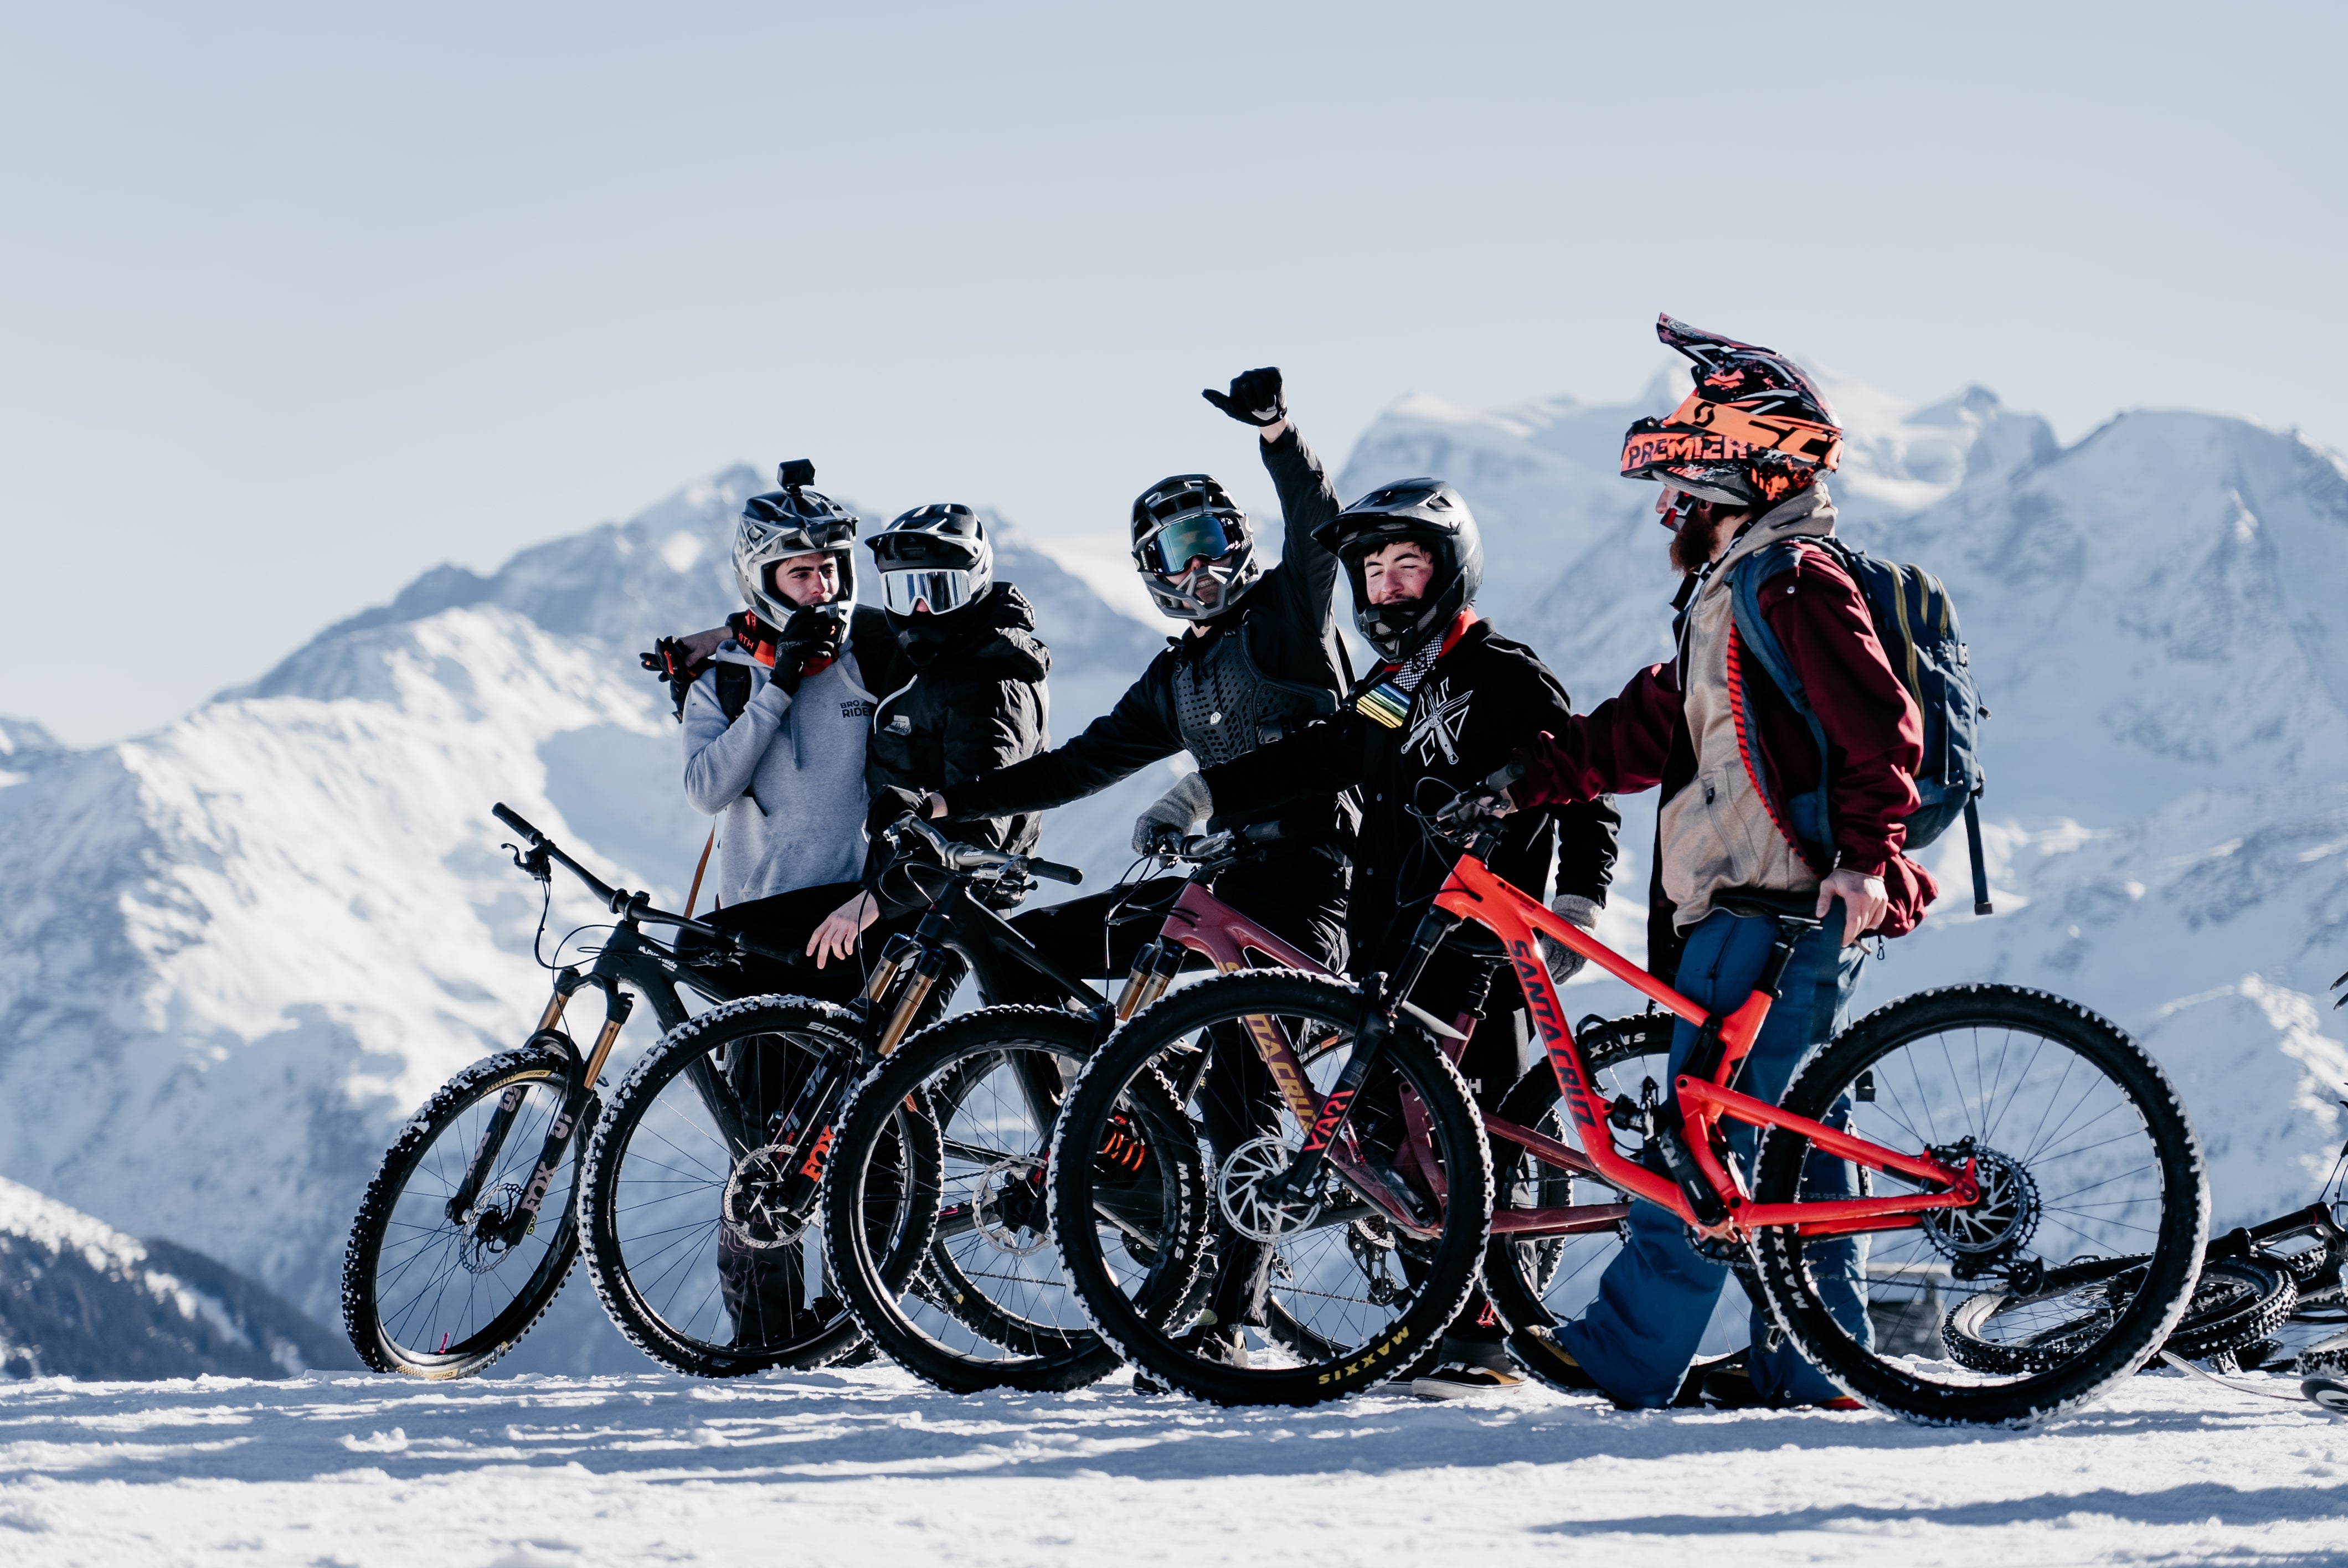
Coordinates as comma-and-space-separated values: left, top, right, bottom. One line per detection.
1311, 478, 1484, 663
1129, 474, 1264, 621
733, 459, 859, 633
868, 503, 994, 661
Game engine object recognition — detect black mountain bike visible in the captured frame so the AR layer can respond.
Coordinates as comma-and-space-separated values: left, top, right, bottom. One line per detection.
577, 817, 1199, 1380
341, 803, 807, 1378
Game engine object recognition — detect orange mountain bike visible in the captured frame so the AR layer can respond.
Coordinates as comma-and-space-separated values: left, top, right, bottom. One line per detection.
1049, 792, 2207, 1423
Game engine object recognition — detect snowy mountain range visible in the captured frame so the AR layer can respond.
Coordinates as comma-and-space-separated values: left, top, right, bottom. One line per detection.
4, 377, 2347, 1376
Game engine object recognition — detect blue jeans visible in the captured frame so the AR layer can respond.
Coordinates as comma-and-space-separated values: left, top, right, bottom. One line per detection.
1556, 905, 1871, 1407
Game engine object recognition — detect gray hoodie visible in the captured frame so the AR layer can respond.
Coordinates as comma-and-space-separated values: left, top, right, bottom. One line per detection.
682, 641, 877, 906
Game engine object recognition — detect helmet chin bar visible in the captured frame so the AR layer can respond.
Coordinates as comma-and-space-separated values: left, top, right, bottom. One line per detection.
1144, 551, 1257, 622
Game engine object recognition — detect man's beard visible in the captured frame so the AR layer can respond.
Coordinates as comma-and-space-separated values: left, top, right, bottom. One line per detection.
1669, 503, 1732, 574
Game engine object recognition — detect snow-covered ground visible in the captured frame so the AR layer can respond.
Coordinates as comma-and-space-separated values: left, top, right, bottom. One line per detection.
1, 1367, 2342, 1567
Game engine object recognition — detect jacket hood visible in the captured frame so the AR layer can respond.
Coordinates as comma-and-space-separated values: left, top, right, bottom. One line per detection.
1712, 478, 1836, 580
900, 582, 1051, 679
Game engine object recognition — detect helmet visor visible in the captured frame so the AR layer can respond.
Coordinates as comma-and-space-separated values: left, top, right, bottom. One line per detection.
880, 566, 980, 616
1135, 510, 1244, 576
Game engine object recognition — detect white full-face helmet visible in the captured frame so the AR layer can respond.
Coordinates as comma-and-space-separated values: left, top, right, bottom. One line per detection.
732, 459, 860, 631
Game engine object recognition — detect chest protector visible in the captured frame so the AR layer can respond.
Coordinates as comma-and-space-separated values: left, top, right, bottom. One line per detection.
1171, 610, 1337, 769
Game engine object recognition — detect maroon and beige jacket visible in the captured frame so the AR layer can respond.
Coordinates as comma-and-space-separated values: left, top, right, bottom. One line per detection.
1514, 482, 1938, 950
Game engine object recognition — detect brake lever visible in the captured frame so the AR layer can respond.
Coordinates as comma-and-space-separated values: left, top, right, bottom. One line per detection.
504, 840, 552, 881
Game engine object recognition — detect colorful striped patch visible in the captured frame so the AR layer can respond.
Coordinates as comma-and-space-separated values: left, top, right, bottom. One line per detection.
1355, 681, 1413, 729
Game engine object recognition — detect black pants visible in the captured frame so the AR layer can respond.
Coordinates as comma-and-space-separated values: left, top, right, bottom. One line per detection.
1013, 845, 1351, 1328
706, 880, 919, 1006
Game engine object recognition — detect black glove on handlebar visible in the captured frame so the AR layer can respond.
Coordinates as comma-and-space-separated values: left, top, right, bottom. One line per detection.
1202, 367, 1287, 427
864, 786, 928, 843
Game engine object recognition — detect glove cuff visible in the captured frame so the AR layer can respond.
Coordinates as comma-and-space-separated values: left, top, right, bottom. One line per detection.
1548, 894, 1602, 932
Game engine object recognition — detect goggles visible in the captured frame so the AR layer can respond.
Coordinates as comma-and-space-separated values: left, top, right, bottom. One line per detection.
879, 566, 981, 616
1134, 509, 1245, 577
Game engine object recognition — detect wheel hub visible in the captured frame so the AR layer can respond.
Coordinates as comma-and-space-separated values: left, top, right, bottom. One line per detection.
1922, 1141, 2041, 1266
970, 1157, 1051, 1256
722, 1144, 812, 1250
457, 1183, 527, 1275
1217, 1134, 1323, 1242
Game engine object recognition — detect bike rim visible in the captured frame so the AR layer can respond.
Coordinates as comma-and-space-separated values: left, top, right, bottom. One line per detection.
370, 1066, 575, 1365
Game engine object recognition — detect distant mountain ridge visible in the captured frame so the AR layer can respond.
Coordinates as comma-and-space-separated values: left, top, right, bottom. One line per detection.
4, 385, 2347, 1380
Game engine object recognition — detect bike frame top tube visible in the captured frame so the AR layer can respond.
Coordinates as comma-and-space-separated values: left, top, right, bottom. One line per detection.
1159, 881, 1327, 974
1430, 850, 1973, 1234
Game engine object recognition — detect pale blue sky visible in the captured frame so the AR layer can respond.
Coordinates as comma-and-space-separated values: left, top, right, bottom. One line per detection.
5, 2, 2342, 745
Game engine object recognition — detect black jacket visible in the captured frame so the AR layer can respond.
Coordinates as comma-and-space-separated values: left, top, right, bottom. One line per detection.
1201, 618, 1620, 972
945, 425, 1355, 840
866, 583, 1050, 856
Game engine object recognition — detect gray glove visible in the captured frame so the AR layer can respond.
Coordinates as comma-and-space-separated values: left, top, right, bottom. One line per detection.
1133, 772, 1214, 854
1539, 894, 1601, 984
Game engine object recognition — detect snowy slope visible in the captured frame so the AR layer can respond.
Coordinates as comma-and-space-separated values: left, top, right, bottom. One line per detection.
0, 471, 1176, 1363
1, 1366, 2342, 1567
0, 1177, 351, 1379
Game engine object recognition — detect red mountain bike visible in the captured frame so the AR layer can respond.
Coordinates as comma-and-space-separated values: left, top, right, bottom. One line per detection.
1050, 793, 2208, 1423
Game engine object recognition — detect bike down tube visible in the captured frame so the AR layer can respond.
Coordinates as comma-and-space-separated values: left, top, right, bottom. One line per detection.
1435, 850, 1978, 1236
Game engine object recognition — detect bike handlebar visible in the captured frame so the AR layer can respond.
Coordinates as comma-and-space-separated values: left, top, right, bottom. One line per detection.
893, 816, 1084, 886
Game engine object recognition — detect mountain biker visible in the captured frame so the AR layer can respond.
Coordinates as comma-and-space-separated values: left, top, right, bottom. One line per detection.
802, 503, 1053, 966
1140, 471, 1622, 1400
681, 464, 910, 1007
915, 368, 1357, 1374
1493, 315, 1939, 1410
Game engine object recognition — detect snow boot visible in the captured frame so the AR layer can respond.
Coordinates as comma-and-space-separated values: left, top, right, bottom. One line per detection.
1412, 1337, 1525, 1401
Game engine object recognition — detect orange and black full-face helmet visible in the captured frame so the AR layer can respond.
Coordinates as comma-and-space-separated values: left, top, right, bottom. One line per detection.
1620, 314, 1843, 509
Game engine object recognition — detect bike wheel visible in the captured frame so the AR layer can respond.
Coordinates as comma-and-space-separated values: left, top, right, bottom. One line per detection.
1751, 984, 2207, 1426
582, 996, 901, 1376
1482, 1012, 1676, 1338
1946, 1252, 2298, 1371
342, 1043, 587, 1378
1051, 970, 1492, 1407
823, 1007, 1205, 1393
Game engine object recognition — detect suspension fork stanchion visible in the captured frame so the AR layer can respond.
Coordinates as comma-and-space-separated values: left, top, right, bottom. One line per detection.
446, 968, 586, 1224
1263, 906, 1463, 1206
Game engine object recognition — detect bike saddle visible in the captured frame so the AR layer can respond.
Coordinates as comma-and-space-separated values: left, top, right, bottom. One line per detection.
1712, 886, 1826, 929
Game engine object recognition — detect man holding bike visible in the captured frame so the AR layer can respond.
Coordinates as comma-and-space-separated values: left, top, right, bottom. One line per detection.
919, 367, 1356, 1373
1496, 316, 1938, 1410
1141, 468, 1621, 1399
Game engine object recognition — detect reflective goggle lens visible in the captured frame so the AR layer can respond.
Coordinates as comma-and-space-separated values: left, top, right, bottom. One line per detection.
881, 568, 976, 615
1137, 511, 1240, 575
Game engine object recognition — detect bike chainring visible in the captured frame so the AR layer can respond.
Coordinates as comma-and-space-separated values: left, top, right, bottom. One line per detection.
722, 1143, 814, 1251
457, 1183, 528, 1275
1217, 1134, 1325, 1242
1920, 1139, 2041, 1274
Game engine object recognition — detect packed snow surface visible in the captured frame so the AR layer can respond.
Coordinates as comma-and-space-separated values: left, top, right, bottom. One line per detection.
1, 1367, 2342, 1566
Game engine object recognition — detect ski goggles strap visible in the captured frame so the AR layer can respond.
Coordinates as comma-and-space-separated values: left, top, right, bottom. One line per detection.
880, 566, 980, 616
1625, 392, 1844, 474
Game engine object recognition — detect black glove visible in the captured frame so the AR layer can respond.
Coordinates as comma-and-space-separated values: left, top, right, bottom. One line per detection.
864, 786, 928, 843
1202, 367, 1286, 427
640, 637, 701, 722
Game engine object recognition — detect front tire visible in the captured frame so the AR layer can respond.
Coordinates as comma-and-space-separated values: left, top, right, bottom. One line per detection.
342, 1043, 588, 1378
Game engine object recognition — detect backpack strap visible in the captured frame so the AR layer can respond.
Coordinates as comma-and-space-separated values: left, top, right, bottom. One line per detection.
1726, 540, 1836, 872
712, 662, 755, 723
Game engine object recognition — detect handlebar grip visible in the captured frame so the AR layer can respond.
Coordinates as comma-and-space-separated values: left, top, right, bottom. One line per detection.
1027, 858, 1084, 886
1239, 820, 1286, 844
492, 802, 543, 843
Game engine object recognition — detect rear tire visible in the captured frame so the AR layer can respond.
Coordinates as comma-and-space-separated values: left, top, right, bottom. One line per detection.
823, 1007, 1204, 1394
1051, 971, 1492, 1408
582, 997, 892, 1376
342, 1043, 586, 1378
1752, 984, 2207, 1426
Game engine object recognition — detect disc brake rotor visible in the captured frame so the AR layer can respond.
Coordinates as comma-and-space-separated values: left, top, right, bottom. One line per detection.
723, 1143, 812, 1251
457, 1183, 527, 1275
1922, 1141, 2041, 1266
969, 1156, 1051, 1257
1217, 1134, 1324, 1242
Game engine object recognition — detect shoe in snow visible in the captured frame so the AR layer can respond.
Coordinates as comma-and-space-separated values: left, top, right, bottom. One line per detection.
1701, 1348, 1860, 1410
1505, 1325, 1606, 1396
1132, 1324, 1248, 1396
1413, 1337, 1524, 1400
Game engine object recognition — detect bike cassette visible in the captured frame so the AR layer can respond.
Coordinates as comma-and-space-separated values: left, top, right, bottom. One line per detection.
969, 1156, 1051, 1257
457, 1183, 528, 1275
722, 1144, 814, 1250
1217, 1134, 1324, 1242
1920, 1139, 2040, 1272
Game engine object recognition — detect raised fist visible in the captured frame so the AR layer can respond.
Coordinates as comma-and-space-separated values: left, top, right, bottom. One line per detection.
1202, 367, 1286, 427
